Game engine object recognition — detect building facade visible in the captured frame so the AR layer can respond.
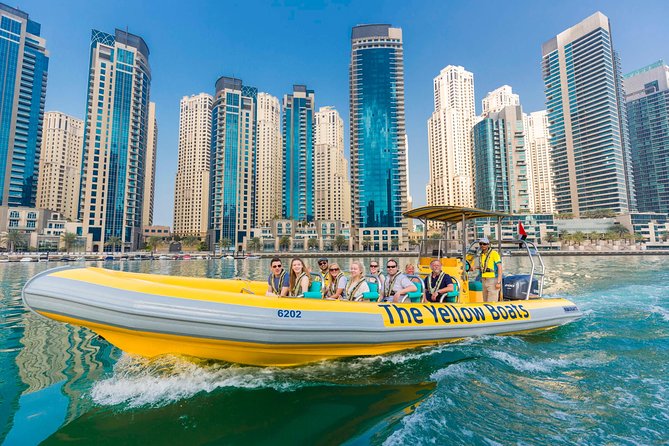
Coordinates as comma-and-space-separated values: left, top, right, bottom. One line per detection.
473, 103, 531, 213
313, 106, 351, 224
142, 102, 157, 227
209, 77, 257, 250
174, 93, 212, 237
255, 92, 282, 227
426, 65, 476, 208
79, 29, 152, 252
0, 4, 49, 207
481, 85, 519, 115
524, 110, 556, 214
624, 61, 669, 214
350, 24, 408, 250
282, 85, 315, 222
542, 12, 635, 215
36, 112, 84, 221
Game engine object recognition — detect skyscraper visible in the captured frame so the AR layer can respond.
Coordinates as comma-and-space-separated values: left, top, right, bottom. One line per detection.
314, 106, 351, 224
624, 61, 669, 214
255, 92, 282, 227
283, 85, 314, 222
36, 112, 84, 221
542, 12, 635, 216
142, 102, 157, 228
350, 24, 407, 250
524, 110, 556, 214
79, 29, 151, 252
174, 93, 212, 237
209, 77, 257, 250
481, 85, 520, 116
474, 90, 530, 213
0, 4, 49, 207
426, 65, 476, 209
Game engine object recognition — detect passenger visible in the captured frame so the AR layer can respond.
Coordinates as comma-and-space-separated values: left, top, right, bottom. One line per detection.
288, 258, 310, 297
379, 259, 417, 303
317, 257, 331, 296
476, 237, 503, 302
345, 261, 370, 301
324, 262, 347, 299
404, 264, 422, 284
368, 261, 385, 286
422, 259, 454, 303
266, 257, 289, 297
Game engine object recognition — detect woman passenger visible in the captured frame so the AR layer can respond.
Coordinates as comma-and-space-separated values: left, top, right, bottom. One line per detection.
405, 263, 422, 283
288, 258, 310, 297
345, 261, 370, 301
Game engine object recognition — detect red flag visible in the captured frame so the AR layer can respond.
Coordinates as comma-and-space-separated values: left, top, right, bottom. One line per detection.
518, 222, 527, 238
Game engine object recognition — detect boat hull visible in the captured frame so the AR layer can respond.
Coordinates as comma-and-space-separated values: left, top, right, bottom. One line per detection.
22, 267, 583, 366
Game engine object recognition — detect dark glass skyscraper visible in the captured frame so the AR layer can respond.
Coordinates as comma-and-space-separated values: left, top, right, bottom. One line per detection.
79, 29, 151, 252
282, 85, 314, 222
542, 12, 635, 216
0, 4, 48, 207
209, 77, 257, 249
349, 24, 407, 250
625, 61, 669, 214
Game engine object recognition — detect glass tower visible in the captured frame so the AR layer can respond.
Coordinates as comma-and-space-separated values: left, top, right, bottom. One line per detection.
0, 4, 48, 207
542, 12, 635, 216
282, 85, 314, 222
349, 24, 407, 249
209, 77, 257, 249
474, 105, 530, 213
79, 29, 151, 252
624, 61, 669, 214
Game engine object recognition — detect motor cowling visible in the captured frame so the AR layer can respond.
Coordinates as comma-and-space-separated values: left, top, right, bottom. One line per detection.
502, 274, 539, 300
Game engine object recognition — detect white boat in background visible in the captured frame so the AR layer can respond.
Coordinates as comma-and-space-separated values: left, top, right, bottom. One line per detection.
20, 257, 35, 263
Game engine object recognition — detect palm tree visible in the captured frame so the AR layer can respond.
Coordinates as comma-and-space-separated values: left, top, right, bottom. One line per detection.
146, 236, 162, 254
60, 232, 77, 252
219, 238, 232, 252
182, 236, 199, 249
545, 232, 557, 246
572, 231, 585, 246
2, 230, 27, 252
609, 224, 630, 239
307, 237, 319, 251
390, 236, 399, 251
248, 237, 262, 252
333, 235, 347, 252
362, 236, 372, 251
279, 235, 291, 251
106, 236, 122, 252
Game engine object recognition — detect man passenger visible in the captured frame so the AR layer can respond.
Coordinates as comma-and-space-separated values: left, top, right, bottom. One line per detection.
266, 257, 289, 296
477, 237, 502, 302
378, 259, 417, 303
422, 260, 454, 303
317, 257, 331, 296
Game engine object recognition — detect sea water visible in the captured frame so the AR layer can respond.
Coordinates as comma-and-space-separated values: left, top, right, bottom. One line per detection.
1, 256, 667, 445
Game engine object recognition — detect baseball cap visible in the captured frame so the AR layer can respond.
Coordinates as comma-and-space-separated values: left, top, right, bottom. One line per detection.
478, 237, 490, 244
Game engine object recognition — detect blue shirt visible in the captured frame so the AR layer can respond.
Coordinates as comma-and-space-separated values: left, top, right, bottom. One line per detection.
267, 271, 290, 294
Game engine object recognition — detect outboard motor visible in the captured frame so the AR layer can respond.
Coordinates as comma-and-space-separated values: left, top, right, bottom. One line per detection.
502, 274, 539, 300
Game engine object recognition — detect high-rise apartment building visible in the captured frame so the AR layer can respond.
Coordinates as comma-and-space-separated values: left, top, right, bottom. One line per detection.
426, 65, 476, 209
474, 102, 530, 213
174, 93, 212, 237
524, 110, 556, 214
542, 12, 635, 215
314, 106, 351, 224
79, 29, 152, 252
0, 4, 49, 207
142, 102, 157, 227
209, 77, 257, 249
624, 61, 669, 214
283, 85, 314, 222
36, 112, 84, 221
255, 92, 282, 227
481, 85, 520, 115
350, 24, 408, 250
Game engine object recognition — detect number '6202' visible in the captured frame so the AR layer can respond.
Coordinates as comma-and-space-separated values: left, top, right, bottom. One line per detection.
277, 309, 302, 318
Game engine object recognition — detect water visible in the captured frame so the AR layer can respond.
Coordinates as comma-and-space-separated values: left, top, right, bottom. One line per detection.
1, 256, 668, 445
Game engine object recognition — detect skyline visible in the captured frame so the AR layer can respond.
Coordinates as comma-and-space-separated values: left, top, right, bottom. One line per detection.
16, 0, 669, 225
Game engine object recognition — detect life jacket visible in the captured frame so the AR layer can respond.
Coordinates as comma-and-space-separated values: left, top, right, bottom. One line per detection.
268, 270, 286, 295
290, 272, 308, 297
427, 272, 446, 295
329, 272, 344, 296
345, 278, 366, 301
383, 273, 400, 297
479, 249, 498, 278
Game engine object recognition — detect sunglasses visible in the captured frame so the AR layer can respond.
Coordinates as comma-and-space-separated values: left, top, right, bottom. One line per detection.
329, 268, 339, 271
480, 243, 489, 246
370, 264, 378, 267
387, 264, 397, 268
272, 265, 282, 268
318, 261, 328, 265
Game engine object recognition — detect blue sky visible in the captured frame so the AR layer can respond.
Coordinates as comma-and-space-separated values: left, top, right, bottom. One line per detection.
19, 0, 669, 225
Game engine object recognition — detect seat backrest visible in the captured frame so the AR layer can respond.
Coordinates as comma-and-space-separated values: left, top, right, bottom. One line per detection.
309, 281, 322, 294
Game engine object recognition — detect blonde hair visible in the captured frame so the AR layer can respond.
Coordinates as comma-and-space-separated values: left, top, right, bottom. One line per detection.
349, 261, 365, 278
